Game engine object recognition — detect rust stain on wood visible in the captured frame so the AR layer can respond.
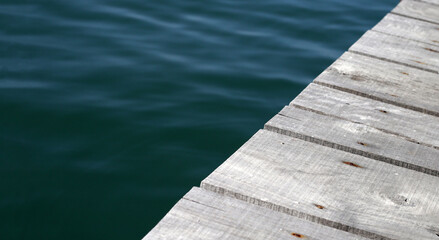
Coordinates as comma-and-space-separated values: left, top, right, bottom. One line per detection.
313, 204, 325, 209
424, 47, 439, 54
411, 60, 427, 65
291, 232, 306, 238
342, 161, 363, 168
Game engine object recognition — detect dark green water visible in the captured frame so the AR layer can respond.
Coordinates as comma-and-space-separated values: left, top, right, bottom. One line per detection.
1, 0, 396, 239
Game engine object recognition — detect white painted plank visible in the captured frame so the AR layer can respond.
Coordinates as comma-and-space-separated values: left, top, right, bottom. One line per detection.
349, 30, 439, 74
393, 0, 439, 24
290, 83, 439, 150
266, 106, 439, 176
313, 51, 439, 117
202, 130, 439, 240
143, 187, 368, 240
372, 13, 439, 46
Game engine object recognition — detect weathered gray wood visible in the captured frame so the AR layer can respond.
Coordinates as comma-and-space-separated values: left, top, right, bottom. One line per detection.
313, 51, 439, 117
202, 130, 439, 240
291, 83, 439, 150
393, 0, 439, 24
349, 30, 439, 74
419, 0, 439, 6
144, 187, 368, 240
372, 13, 439, 46
265, 106, 439, 176
416, 0, 439, 6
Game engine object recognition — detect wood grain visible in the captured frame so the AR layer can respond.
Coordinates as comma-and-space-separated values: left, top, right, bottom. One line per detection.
313, 51, 439, 117
372, 13, 439, 46
266, 106, 439, 176
202, 130, 439, 240
393, 0, 439, 25
143, 187, 369, 240
349, 30, 439, 74
290, 83, 439, 150
418, 0, 439, 6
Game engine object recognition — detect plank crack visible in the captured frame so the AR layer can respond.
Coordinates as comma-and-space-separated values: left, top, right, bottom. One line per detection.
182, 197, 226, 212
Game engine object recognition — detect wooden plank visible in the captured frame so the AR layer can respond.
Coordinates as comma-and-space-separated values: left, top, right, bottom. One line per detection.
372, 13, 439, 46
349, 30, 439, 74
419, 0, 439, 6
266, 106, 439, 176
202, 130, 439, 240
393, 0, 439, 25
290, 83, 439, 150
143, 187, 368, 240
313, 51, 439, 117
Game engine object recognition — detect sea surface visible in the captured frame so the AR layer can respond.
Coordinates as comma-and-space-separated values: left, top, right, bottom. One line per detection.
1, 0, 396, 239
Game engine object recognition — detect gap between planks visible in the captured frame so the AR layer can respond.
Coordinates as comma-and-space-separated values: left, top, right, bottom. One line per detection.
144, 187, 376, 240
393, 0, 439, 25
200, 182, 394, 240
371, 28, 439, 49
289, 83, 439, 150
313, 80, 439, 118
391, 11, 439, 26
264, 114, 439, 178
313, 44, 439, 118
347, 50, 438, 75
373, 13, 439, 47
201, 130, 439, 239
290, 103, 439, 151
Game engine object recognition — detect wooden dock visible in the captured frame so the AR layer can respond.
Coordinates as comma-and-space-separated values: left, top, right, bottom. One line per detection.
143, 1, 439, 239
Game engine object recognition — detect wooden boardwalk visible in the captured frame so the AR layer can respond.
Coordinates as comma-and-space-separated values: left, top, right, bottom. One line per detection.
143, 1, 439, 239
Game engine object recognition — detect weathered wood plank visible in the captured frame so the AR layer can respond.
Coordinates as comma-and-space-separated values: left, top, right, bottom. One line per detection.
290, 83, 439, 150
349, 30, 439, 74
419, 0, 439, 6
266, 106, 439, 175
372, 13, 439, 46
313, 51, 439, 117
393, 0, 439, 24
416, 0, 439, 6
143, 187, 368, 240
202, 130, 439, 240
